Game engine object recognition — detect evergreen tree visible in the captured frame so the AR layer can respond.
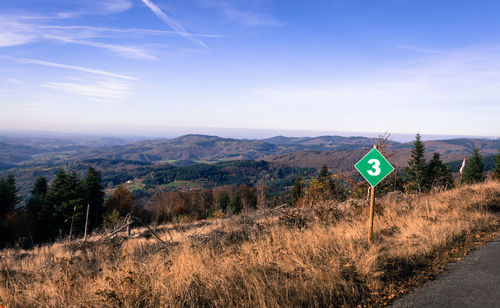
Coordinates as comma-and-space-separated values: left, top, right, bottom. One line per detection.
83, 166, 104, 230
425, 153, 454, 190
230, 193, 242, 214
319, 165, 329, 179
25, 176, 49, 241
46, 168, 84, 237
317, 165, 345, 201
492, 150, 500, 181
0, 175, 20, 246
0, 174, 20, 218
26, 176, 48, 215
290, 176, 304, 205
406, 133, 427, 192
219, 192, 230, 213
462, 148, 485, 184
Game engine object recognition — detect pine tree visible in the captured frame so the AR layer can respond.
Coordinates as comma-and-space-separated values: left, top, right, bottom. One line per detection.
46, 168, 84, 237
492, 150, 500, 181
462, 148, 485, 184
406, 133, 427, 192
319, 165, 329, 179
230, 193, 242, 214
26, 176, 48, 214
0, 174, 20, 218
83, 166, 104, 230
425, 153, 454, 190
26, 177, 48, 221
290, 177, 304, 206
0, 175, 20, 246
24, 176, 48, 242
219, 192, 230, 213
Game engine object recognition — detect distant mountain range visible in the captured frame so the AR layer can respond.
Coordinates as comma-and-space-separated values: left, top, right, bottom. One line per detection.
1, 134, 498, 167
1, 133, 498, 201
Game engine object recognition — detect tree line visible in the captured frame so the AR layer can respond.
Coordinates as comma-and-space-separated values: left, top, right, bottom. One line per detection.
1, 134, 499, 247
405, 133, 491, 192
289, 134, 499, 206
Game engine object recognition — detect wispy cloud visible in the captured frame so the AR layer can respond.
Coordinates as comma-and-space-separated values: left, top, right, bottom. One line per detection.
141, 0, 208, 48
250, 45, 500, 113
32, 25, 224, 38
0, 14, 220, 58
398, 45, 453, 55
55, 0, 133, 17
14, 57, 137, 80
200, 0, 281, 27
0, 16, 38, 47
43, 79, 133, 100
42, 35, 158, 60
97, 0, 133, 14
3, 78, 26, 85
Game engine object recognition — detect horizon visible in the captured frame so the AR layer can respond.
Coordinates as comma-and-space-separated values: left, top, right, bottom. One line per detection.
1, 1, 500, 136
0, 125, 497, 143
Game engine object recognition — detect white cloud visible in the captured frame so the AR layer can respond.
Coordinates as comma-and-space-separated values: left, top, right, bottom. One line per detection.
252, 46, 500, 110
200, 0, 281, 27
0, 13, 220, 58
0, 16, 38, 47
141, 0, 208, 48
33, 25, 224, 38
43, 79, 133, 100
55, 0, 133, 16
98, 0, 133, 14
14, 57, 137, 80
42, 35, 158, 60
3, 78, 26, 85
246, 46, 500, 135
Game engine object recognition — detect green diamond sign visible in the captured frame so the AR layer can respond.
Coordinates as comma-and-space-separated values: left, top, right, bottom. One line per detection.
355, 148, 394, 187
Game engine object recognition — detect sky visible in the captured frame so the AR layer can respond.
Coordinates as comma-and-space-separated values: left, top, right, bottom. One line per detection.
1, 0, 499, 138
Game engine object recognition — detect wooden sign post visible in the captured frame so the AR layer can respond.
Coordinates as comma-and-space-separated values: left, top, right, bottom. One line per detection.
355, 145, 394, 243
368, 179, 376, 242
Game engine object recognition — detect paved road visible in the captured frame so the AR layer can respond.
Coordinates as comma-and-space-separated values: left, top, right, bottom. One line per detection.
391, 234, 500, 308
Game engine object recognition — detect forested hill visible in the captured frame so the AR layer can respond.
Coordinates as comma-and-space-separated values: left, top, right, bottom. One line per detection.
1, 133, 498, 167
0, 133, 498, 201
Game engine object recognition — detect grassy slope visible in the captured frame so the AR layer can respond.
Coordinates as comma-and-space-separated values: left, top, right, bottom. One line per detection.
1, 182, 499, 307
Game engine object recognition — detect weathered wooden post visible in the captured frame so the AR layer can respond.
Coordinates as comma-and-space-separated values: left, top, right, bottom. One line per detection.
355, 144, 394, 243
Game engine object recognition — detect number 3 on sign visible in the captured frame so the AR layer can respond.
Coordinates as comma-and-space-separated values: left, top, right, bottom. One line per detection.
367, 159, 381, 176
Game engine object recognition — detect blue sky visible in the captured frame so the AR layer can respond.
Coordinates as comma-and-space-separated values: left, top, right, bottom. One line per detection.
1, 0, 499, 138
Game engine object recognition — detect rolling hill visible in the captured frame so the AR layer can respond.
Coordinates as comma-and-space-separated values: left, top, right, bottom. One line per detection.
0, 133, 498, 201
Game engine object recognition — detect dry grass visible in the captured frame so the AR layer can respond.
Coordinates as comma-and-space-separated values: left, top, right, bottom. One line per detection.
1, 181, 499, 307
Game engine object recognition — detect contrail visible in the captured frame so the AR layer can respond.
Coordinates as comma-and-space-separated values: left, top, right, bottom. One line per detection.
141, 0, 207, 48
32, 25, 224, 38
16, 57, 137, 80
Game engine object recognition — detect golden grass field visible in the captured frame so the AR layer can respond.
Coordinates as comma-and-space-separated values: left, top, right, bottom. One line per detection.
1, 181, 499, 307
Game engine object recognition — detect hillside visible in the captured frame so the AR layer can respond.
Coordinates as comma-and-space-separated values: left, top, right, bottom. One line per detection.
1, 181, 498, 307
1, 133, 498, 201
0, 134, 139, 166
1, 134, 497, 167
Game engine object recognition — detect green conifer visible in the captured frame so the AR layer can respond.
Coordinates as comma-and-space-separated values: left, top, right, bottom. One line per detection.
26, 176, 48, 218
492, 150, 500, 181
83, 166, 104, 230
219, 192, 230, 213
425, 153, 454, 190
230, 193, 242, 214
406, 133, 427, 192
319, 165, 329, 179
0, 174, 20, 218
290, 177, 304, 205
462, 148, 485, 184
